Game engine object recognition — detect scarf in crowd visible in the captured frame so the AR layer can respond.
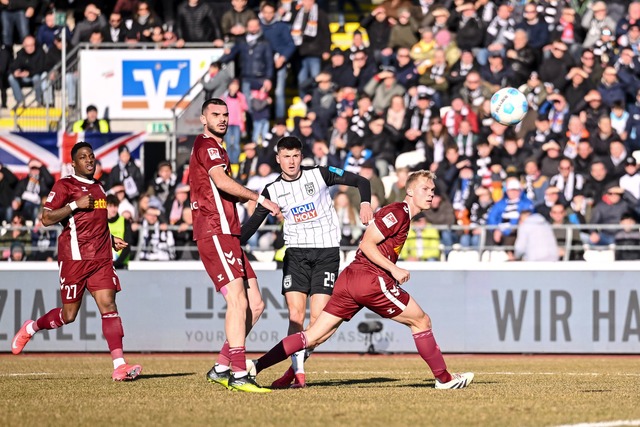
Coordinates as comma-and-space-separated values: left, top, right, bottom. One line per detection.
456, 133, 475, 158
551, 172, 584, 202
291, 3, 318, 46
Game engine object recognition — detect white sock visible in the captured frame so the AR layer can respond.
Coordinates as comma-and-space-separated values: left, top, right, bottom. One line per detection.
233, 370, 248, 378
113, 358, 126, 369
291, 350, 305, 374
26, 322, 37, 336
215, 364, 230, 373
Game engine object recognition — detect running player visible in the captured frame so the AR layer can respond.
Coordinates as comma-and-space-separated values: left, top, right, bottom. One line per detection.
11, 141, 142, 381
190, 98, 280, 393
249, 170, 474, 389
241, 136, 373, 388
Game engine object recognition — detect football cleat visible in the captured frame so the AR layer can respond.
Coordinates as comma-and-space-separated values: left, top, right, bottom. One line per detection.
289, 373, 306, 389
228, 374, 271, 393
270, 366, 295, 389
112, 363, 142, 381
206, 364, 231, 389
11, 320, 35, 355
435, 372, 474, 389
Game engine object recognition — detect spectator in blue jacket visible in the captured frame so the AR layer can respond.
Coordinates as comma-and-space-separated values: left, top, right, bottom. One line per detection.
218, 18, 274, 105
487, 177, 535, 247
259, 1, 296, 120
516, 3, 550, 51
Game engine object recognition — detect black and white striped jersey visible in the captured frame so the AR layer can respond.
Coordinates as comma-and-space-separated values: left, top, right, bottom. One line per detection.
241, 166, 371, 249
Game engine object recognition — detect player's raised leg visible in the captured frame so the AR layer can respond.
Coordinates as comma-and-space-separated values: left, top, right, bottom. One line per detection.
392, 296, 473, 389
271, 291, 307, 388
93, 289, 142, 381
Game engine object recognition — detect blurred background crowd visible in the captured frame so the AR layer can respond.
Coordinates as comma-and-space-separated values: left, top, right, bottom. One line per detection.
3, 0, 640, 263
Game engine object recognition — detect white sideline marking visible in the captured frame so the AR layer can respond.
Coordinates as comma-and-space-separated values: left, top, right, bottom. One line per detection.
552, 420, 640, 427
317, 371, 640, 377
1, 372, 51, 377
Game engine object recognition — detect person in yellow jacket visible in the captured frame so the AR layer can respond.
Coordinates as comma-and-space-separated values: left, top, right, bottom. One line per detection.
400, 213, 441, 261
107, 195, 133, 269
72, 104, 110, 133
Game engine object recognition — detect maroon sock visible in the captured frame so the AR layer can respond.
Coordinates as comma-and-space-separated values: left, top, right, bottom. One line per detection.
101, 312, 124, 353
229, 346, 247, 373
413, 330, 452, 383
256, 332, 306, 374
36, 308, 65, 330
218, 341, 231, 366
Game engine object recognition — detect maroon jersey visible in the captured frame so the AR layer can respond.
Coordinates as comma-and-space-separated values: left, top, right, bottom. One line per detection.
188, 133, 241, 240
43, 175, 111, 261
350, 202, 411, 279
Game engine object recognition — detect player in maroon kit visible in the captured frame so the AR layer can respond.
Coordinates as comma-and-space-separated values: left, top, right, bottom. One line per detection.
248, 170, 474, 389
190, 98, 280, 393
11, 142, 142, 381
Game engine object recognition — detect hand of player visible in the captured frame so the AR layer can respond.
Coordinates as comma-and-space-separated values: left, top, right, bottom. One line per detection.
261, 198, 281, 216
112, 236, 128, 251
76, 194, 95, 210
359, 203, 374, 225
392, 266, 410, 285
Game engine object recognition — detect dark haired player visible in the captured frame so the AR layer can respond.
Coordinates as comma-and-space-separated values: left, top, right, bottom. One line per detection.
241, 136, 373, 388
191, 98, 280, 393
249, 171, 474, 389
11, 142, 142, 381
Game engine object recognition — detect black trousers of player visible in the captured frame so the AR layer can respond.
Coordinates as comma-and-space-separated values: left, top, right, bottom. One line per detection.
281, 247, 341, 296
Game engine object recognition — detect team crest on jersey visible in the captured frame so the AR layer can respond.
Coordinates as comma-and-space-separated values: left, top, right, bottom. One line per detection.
208, 147, 221, 160
46, 192, 55, 203
305, 182, 315, 196
382, 212, 398, 228
283, 275, 292, 289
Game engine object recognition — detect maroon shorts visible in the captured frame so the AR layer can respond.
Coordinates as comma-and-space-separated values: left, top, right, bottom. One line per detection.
197, 234, 254, 291
323, 266, 411, 321
58, 258, 121, 304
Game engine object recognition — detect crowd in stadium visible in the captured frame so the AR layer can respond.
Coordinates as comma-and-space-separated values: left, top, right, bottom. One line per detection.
3, 0, 640, 262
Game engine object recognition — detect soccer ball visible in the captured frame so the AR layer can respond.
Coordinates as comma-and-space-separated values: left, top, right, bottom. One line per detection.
490, 87, 529, 126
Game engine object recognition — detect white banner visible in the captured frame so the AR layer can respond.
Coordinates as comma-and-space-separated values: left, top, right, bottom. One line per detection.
79, 49, 223, 120
0, 263, 639, 353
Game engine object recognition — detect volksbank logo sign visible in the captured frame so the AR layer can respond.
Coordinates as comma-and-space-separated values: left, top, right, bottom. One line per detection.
122, 60, 190, 109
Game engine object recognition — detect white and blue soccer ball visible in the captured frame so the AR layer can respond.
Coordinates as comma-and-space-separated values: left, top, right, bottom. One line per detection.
490, 87, 529, 126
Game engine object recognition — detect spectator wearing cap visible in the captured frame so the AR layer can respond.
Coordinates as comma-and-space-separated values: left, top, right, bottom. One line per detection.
539, 140, 562, 179
135, 206, 176, 261
290, 0, 332, 99
538, 41, 573, 92
487, 177, 535, 248
481, 4, 517, 67
588, 184, 635, 246
403, 90, 440, 152
72, 105, 110, 133
202, 62, 232, 100
447, 50, 478, 95
513, 208, 559, 261
581, 1, 617, 50
259, 1, 296, 120
505, 29, 537, 88
563, 68, 593, 112
583, 159, 614, 207
343, 137, 372, 175
107, 146, 144, 203
452, 1, 483, 53
326, 48, 357, 89
619, 156, 640, 199
429, 6, 450, 35
364, 66, 406, 116
7, 242, 27, 262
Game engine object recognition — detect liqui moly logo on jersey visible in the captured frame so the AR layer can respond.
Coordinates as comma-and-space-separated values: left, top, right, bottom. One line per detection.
291, 203, 318, 222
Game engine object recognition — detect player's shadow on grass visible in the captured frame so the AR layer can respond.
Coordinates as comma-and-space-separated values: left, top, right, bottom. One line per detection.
137, 373, 195, 380
307, 377, 398, 387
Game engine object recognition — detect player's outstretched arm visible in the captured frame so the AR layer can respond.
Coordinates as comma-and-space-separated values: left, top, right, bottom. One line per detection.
320, 167, 373, 224
360, 223, 410, 284
209, 166, 280, 216
42, 194, 95, 226
240, 190, 272, 245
